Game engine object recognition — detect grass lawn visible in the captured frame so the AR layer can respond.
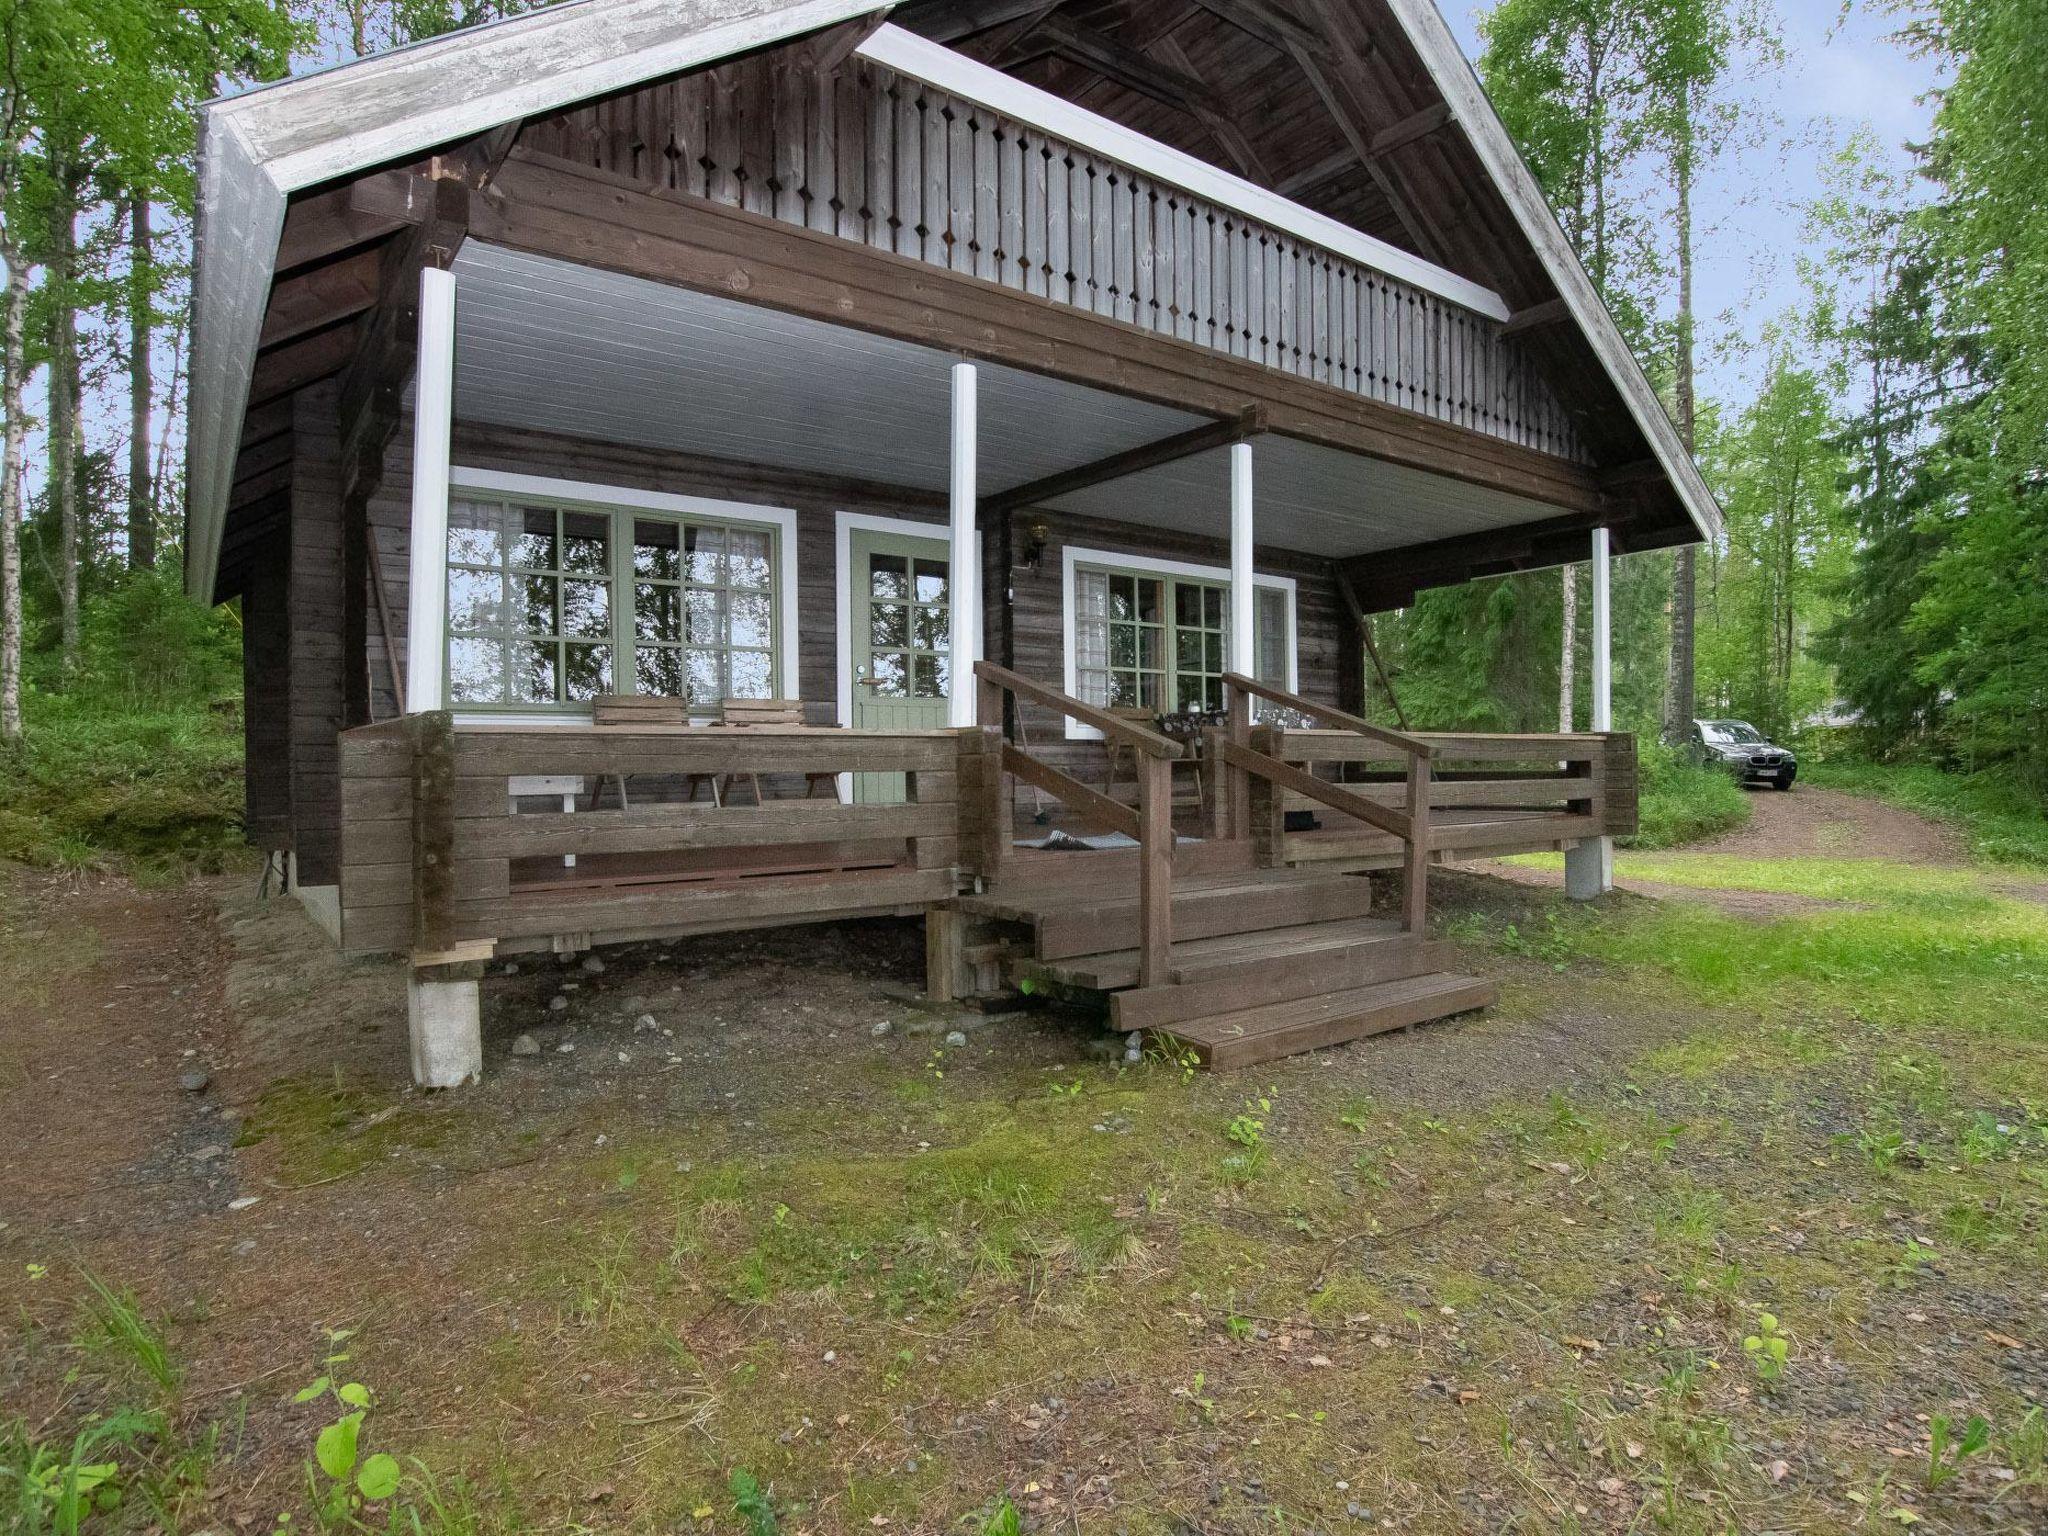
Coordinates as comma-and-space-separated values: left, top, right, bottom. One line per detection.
4, 833, 2047, 1533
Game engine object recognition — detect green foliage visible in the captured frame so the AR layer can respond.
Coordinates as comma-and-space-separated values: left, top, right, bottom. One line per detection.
1629, 740, 1750, 849
75, 1270, 181, 1399
729, 1468, 780, 1536
298, 1328, 407, 1525
1740, 1311, 1788, 1384
0, 1408, 162, 1536
1925, 1412, 1990, 1490
0, 573, 244, 875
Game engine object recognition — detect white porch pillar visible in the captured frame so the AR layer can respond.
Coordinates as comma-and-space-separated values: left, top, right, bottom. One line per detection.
398, 265, 481, 1085
405, 265, 457, 715
1567, 525, 1615, 899
947, 361, 980, 727
1229, 440, 1255, 675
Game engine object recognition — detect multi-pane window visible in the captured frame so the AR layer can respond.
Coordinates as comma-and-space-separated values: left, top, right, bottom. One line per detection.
631, 519, 775, 701
445, 493, 779, 710
447, 501, 614, 705
866, 551, 951, 699
1073, 562, 1291, 717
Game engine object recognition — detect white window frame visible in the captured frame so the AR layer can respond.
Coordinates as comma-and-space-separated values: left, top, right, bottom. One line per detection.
1059, 543, 1297, 741
445, 465, 799, 725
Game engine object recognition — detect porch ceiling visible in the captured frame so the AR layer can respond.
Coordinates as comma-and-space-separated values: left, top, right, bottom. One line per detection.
451, 242, 1563, 560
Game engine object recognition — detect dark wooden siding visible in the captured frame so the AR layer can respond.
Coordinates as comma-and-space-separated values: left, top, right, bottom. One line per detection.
240, 530, 292, 851
518, 51, 1586, 462
287, 384, 347, 884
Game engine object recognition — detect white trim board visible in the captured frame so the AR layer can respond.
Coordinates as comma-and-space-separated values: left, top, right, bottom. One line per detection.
857, 25, 1509, 323
1058, 543, 1299, 742
448, 463, 802, 704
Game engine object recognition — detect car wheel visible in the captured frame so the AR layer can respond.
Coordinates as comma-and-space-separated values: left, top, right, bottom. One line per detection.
1772, 777, 1794, 792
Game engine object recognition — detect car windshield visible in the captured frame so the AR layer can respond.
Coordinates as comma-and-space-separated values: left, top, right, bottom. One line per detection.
1703, 722, 1764, 744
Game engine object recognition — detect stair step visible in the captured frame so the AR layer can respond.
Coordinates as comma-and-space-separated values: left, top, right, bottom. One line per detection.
1110, 935, 1449, 1031
1014, 917, 1399, 991
1025, 873, 1376, 960
1157, 973, 1498, 1070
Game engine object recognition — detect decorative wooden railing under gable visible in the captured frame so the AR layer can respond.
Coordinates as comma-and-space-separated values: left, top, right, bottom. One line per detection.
520, 53, 1587, 462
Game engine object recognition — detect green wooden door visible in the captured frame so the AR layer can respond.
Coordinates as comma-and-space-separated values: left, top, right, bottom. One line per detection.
848, 527, 952, 803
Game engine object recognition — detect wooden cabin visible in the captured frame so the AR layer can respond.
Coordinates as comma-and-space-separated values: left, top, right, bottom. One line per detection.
186, 0, 1718, 1084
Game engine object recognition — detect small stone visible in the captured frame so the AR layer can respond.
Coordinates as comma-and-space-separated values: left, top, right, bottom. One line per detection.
1123, 1047, 1142, 1064
548, 995, 569, 1013
581, 954, 606, 974
944, 1030, 968, 1048
633, 1014, 659, 1033
824, 1350, 837, 1363
191, 1144, 225, 1163
1125, 1030, 1142, 1049
233, 1238, 258, 1256
870, 1020, 893, 1038
179, 1069, 211, 1093
226, 1195, 259, 1211
510, 1033, 540, 1057
501, 962, 520, 975
556, 1041, 575, 1054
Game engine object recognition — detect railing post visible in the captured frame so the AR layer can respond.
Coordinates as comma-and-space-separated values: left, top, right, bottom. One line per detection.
1137, 753, 1173, 988
1226, 682, 1251, 843
1401, 752, 1431, 935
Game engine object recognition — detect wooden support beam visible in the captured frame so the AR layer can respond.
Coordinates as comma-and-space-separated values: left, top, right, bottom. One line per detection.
259, 247, 382, 349
1368, 100, 1453, 158
1146, 32, 1270, 183
273, 170, 436, 275
1501, 295, 1571, 339
1187, 0, 1323, 57
1274, 147, 1354, 199
986, 407, 1266, 517
1031, 13, 1217, 112
1285, 43, 1449, 263
790, 9, 894, 74
1332, 564, 1408, 728
896, 0, 1065, 44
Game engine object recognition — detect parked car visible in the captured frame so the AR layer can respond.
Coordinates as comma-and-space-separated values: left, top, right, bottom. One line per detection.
1690, 719, 1797, 790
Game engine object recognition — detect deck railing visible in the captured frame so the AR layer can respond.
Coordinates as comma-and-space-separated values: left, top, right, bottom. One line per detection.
970, 660, 1183, 986
337, 714, 958, 958
1249, 728, 1635, 874
1212, 673, 1437, 933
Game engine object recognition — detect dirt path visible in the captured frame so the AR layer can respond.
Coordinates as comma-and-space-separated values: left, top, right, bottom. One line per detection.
1687, 781, 1965, 864
1475, 783, 1970, 915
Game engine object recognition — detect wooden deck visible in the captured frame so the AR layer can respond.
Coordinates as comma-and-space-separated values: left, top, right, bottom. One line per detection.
336, 679, 1628, 1067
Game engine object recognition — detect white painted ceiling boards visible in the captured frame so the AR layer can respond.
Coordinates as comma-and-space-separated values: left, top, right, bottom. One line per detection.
451, 242, 1564, 558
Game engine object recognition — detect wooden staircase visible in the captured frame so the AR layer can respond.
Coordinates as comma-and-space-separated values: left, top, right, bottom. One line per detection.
959, 867, 1496, 1070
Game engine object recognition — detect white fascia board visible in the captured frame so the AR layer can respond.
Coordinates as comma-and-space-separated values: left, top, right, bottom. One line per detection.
1382, 0, 1724, 544
856, 24, 1512, 324
187, 0, 892, 602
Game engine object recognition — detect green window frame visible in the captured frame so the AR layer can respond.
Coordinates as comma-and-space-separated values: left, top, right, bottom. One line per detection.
444, 491, 782, 711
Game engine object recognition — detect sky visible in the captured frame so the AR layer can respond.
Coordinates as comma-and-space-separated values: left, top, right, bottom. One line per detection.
1444, 0, 1943, 406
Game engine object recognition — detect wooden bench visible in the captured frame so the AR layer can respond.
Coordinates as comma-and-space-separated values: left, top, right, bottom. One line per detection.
587, 695, 718, 807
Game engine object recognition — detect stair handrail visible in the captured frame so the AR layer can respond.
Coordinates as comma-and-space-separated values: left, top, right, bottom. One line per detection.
1219, 672, 1434, 760
1218, 673, 1433, 935
972, 661, 1178, 987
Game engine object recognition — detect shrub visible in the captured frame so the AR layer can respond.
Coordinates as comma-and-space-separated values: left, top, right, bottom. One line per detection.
1628, 741, 1751, 850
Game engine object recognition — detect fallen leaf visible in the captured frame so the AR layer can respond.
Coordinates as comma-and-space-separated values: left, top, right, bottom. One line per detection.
1307, 1354, 1333, 1368
1456, 1389, 1480, 1405
692, 1506, 714, 1521
1597, 1477, 1626, 1496
1625, 1441, 1644, 1461
1766, 1459, 1790, 1484
1986, 1330, 2025, 1349
870, 1517, 891, 1528
1563, 1335, 1603, 1354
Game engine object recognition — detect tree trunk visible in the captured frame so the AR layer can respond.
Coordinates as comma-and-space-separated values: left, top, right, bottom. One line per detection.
1662, 101, 1698, 744
47, 146, 80, 673
128, 194, 155, 570
1558, 563, 1576, 732
1, 241, 26, 743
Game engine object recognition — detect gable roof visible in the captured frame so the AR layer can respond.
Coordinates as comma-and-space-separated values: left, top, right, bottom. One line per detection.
187, 0, 1720, 602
